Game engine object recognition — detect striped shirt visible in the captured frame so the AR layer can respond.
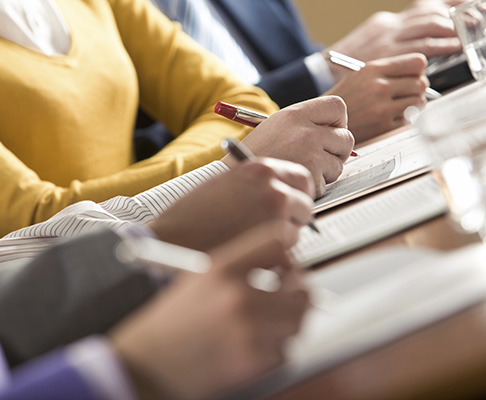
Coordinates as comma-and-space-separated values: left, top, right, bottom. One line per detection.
0, 161, 228, 265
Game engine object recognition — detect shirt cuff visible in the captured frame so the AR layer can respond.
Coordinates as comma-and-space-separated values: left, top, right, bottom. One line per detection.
65, 335, 137, 400
304, 51, 335, 94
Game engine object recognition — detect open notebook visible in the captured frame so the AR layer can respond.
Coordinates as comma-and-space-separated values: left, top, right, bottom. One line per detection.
314, 127, 434, 212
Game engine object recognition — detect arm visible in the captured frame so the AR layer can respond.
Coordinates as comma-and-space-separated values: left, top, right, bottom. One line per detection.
256, 57, 329, 108
109, 0, 278, 165
0, 337, 136, 400
0, 229, 159, 368
0, 0, 279, 236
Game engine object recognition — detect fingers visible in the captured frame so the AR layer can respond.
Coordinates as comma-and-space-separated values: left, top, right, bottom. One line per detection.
250, 281, 310, 337
286, 96, 349, 128
209, 221, 298, 277
388, 76, 429, 99
400, 37, 462, 58
397, 14, 457, 40
259, 157, 316, 199
269, 179, 314, 228
372, 53, 427, 78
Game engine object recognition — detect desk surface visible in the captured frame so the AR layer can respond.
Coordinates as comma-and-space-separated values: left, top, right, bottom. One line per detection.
268, 135, 486, 399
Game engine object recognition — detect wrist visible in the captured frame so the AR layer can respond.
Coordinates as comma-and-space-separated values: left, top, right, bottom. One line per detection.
221, 153, 238, 169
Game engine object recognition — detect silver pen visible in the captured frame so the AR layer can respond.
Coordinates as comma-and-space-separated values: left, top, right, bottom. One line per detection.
221, 137, 321, 234
326, 50, 442, 100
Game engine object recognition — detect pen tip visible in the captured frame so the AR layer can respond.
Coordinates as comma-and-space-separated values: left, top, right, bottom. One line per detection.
309, 221, 321, 234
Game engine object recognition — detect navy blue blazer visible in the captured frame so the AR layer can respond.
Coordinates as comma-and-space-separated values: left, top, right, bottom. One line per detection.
211, 0, 328, 107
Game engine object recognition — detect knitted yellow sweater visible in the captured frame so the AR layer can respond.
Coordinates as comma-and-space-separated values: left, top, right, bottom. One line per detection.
0, 0, 278, 236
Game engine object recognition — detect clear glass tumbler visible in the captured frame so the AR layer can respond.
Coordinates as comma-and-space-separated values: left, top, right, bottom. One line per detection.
451, 0, 486, 81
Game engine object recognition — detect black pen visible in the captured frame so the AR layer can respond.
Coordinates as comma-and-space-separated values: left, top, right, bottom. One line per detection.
221, 137, 321, 234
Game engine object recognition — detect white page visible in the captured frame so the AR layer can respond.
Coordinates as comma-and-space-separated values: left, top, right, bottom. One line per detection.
314, 127, 434, 212
293, 174, 448, 268
229, 244, 486, 400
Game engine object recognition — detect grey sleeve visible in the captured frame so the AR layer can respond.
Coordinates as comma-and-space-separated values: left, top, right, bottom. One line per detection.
0, 229, 158, 368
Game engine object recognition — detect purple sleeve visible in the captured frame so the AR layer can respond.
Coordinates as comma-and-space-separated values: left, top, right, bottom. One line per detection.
0, 349, 100, 400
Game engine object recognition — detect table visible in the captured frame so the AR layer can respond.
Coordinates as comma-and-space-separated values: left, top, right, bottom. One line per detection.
267, 144, 486, 399
267, 195, 486, 400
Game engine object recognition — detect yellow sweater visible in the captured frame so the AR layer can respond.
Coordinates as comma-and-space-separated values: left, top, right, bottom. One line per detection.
0, 0, 278, 236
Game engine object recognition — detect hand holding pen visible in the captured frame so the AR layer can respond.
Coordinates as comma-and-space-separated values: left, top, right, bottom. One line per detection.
221, 136, 321, 234
214, 101, 358, 157
213, 96, 356, 199
322, 51, 432, 142
326, 50, 441, 100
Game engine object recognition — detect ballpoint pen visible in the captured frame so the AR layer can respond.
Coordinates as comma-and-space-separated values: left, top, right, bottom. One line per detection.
214, 101, 358, 157
326, 50, 442, 100
220, 136, 321, 234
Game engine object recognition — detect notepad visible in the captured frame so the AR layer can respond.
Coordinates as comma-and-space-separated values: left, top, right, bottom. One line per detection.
314, 127, 434, 212
228, 244, 486, 400
293, 174, 448, 268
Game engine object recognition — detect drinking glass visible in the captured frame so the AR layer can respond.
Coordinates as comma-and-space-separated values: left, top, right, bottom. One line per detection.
451, 0, 486, 81
416, 82, 486, 239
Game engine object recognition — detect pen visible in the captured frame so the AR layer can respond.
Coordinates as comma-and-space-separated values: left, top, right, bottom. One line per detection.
220, 136, 321, 234
214, 101, 358, 157
326, 50, 442, 100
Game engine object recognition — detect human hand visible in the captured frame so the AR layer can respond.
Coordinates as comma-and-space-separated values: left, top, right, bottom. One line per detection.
109, 222, 309, 400
325, 53, 428, 142
328, 3, 460, 75
148, 157, 314, 251
228, 96, 355, 198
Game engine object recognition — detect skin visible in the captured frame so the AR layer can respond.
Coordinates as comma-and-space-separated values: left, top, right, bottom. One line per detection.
110, 222, 310, 400
327, 0, 462, 81
226, 96, 355, 199
325, 53, 429, 142
148, 157, 315, 251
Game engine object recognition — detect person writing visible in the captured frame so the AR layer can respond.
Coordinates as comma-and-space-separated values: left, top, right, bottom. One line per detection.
146, 0, 458, 143
0, 154, 314, 399
0, 0, 352, 236
0, 223, 309, 400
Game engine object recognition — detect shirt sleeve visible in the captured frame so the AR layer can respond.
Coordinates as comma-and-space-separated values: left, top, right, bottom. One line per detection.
65, 336, 137, 400
0, 337, 136, 400
0, 161, 228, 265
303, 52, 336, 95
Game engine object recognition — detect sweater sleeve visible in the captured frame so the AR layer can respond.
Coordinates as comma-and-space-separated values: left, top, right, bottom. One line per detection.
0, 0, 278, 237
108, 0, 278, 175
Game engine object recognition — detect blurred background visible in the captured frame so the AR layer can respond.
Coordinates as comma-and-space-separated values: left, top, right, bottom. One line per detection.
295, 0, 414, 43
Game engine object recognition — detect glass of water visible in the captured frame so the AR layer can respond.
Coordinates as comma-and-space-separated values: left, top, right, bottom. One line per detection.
451, 0, 486, 81
415, 82, 486, 239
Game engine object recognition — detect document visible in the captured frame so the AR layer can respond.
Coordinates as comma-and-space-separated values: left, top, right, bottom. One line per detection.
314, 127, 434, 212
293, 174, 448, 268
230, 244, 486, 400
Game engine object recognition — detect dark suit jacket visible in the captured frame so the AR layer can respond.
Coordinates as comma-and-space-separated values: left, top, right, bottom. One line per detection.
211, 0, 327, 107
0, 229, 158, 368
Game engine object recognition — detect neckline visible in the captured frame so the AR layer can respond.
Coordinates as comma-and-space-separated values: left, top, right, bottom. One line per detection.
0, 0, 78, 62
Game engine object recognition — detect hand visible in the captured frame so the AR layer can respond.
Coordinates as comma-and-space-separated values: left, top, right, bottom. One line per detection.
148, 157, 314, 251
328, 3, 461, 75
325, 53, 428, 142
230, 96, 355, 198
109, 222, 309, 400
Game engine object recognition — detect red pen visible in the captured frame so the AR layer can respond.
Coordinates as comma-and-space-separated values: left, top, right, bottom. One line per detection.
214, 101, 358, 157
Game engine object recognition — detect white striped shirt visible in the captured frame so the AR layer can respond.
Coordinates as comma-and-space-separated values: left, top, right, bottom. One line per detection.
0, 161, 228, 265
